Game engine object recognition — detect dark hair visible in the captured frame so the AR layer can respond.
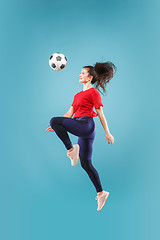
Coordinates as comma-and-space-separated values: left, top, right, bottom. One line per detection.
83, 61, 117, 95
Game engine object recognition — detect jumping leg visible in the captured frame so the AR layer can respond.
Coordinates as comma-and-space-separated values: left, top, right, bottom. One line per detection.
78, 137, 103, 193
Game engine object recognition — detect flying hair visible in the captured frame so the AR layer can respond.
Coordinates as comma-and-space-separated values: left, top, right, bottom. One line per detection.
83, 61, 117, 95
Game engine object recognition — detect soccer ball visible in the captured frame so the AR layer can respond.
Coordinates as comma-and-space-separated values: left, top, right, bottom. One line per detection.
49, 52, 67, 71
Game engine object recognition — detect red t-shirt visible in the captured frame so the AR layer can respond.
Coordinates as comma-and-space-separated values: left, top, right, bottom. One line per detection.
71, 87, 103, 119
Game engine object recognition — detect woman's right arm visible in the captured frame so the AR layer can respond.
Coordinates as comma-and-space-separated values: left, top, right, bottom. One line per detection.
63, 106, 75, 118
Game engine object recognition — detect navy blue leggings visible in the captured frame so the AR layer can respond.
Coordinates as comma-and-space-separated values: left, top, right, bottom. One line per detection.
49, 116, 103, 193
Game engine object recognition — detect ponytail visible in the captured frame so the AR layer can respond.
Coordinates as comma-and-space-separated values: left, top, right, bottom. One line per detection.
83, 61, 117, 95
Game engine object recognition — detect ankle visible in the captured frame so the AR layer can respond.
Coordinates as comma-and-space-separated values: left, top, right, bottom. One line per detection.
68, 146, 74, 153
97, 190, 104, 196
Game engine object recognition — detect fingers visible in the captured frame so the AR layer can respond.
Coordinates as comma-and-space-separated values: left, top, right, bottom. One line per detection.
46, 124, 55, 132
46, 124, 51, 131
107, 137, 114, 145
46, 127, 54, 132
111, 137, 114, 145
46, 129, 54, 132
106, 134, 114, 145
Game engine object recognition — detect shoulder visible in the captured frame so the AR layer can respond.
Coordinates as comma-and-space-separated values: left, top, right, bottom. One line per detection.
92, 87, 100, 93
92, 88, 101, 97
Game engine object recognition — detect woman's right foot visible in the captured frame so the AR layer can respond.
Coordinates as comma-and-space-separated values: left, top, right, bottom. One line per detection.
67, 146, 74, 154
67, 144, 80, 166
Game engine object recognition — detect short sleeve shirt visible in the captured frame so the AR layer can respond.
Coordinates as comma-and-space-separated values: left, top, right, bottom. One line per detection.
71, 87, 103, 119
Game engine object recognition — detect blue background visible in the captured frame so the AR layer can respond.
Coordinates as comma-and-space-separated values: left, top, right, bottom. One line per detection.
1, 0, 160, 239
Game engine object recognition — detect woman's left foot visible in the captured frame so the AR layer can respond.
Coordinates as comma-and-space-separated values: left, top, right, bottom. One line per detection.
95, 191, 110, 211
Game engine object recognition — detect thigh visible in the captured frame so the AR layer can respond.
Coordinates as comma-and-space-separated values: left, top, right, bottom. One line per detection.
78, 136, 95, 160
50, 117, 95, 138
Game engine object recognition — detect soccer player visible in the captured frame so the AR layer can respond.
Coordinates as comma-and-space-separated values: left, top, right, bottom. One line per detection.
46, 61, 117, 211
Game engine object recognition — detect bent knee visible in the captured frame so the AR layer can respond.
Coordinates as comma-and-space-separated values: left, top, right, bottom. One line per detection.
50, 117, 64, 128
50, 117, 57, 127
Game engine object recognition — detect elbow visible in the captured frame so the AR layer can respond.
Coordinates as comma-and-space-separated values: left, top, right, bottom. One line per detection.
98, 113, 104, 119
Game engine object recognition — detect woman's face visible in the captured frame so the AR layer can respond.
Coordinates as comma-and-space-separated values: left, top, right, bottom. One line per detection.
79, 68, 91, 83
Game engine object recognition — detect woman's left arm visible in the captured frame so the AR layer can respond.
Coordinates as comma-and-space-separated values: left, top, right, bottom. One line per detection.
95, 107, 114, 145
95, 107, 110, 134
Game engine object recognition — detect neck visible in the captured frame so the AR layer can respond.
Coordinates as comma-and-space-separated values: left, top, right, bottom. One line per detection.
83, 83, 93, 91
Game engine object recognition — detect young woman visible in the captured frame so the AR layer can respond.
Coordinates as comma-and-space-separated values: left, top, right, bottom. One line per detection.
46, 61, 117, 211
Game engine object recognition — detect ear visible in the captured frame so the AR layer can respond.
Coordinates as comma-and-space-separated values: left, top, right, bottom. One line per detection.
89, 75, 93, 81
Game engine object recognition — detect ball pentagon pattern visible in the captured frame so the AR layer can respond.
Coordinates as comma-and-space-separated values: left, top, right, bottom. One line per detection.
49, 53, 67, 71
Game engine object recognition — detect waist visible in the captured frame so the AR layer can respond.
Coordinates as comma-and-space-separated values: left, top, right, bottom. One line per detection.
75, 116, 93, 120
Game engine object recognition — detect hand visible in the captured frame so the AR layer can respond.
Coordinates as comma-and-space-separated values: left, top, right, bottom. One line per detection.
105, 132, 114, 145
46, 124, 55, 132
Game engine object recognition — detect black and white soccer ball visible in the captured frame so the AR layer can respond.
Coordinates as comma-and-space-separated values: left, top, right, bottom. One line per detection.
49, 52, 67, 71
